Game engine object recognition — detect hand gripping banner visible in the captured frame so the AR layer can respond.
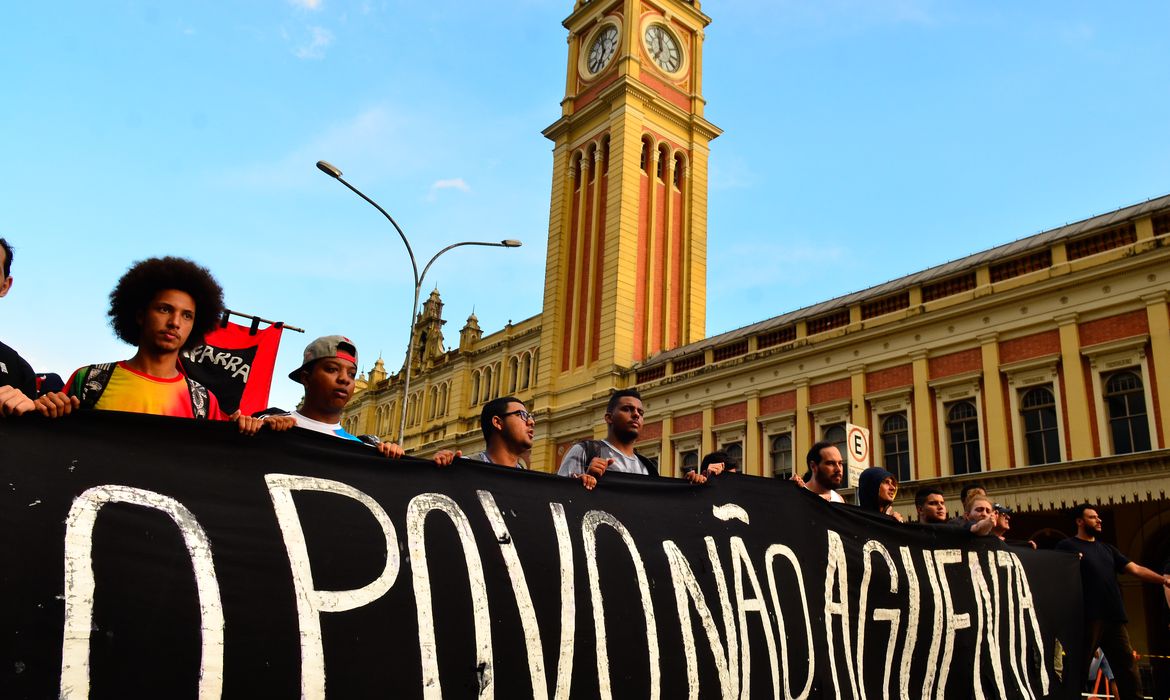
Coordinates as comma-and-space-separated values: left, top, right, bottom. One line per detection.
0, 412, 1083, 698
180, 320, 284, 415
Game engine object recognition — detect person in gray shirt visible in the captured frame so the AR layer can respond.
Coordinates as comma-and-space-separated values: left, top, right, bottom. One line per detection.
557, 388, 657, 489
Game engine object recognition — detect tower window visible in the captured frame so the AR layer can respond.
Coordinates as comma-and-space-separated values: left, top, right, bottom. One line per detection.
657, 144, 668, 180
673, 153, 685, 188
640, 138, 651, 173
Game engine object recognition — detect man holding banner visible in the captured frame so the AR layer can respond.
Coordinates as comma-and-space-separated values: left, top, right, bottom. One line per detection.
0, 237, 37, 417
33, 256, 266, 434
803, 440, 846, 503
268, 335, 403, 458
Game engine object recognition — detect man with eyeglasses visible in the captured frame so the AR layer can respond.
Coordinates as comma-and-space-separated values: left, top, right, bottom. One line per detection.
433, 396, 533, 469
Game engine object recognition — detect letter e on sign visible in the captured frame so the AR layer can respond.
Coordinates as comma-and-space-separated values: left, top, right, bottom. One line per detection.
846, 423, 870, 488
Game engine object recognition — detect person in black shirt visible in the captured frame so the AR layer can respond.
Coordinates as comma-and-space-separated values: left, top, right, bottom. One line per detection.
0, 237, 37, 417
1055, 503, 1170, 700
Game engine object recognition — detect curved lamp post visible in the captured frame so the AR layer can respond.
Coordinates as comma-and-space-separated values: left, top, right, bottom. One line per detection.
316, 160, 522, 444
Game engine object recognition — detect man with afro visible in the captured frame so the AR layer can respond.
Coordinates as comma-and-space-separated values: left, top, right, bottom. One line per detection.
35, 256, 273, 434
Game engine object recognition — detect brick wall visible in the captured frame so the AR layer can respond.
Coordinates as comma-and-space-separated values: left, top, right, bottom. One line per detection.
1079, 310, 1149, 347
714, 402, 746, 425
810, 378, 851, 404
639, 420, 662, 441
999, 330, 1060, 364
867, 364, 913, 392
760, 390, 796, 416
928, 348, 982, 379
674, 411, 702, 433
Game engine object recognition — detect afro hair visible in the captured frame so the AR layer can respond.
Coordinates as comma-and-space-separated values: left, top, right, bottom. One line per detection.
107, 256, 225, 349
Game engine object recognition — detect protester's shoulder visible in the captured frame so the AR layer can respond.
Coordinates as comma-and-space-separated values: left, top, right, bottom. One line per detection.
556, 442, 587, 475
0, 340, 33, 372
1054, 537, 1082, 553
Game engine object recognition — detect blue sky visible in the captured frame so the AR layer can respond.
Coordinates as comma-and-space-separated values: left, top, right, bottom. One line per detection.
3, 1, 1169, 412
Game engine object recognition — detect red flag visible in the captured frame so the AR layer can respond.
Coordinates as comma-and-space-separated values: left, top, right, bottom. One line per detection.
180, 321, 284, 415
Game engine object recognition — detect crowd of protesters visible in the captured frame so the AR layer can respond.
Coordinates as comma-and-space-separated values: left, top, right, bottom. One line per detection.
5, 245, 1170, 698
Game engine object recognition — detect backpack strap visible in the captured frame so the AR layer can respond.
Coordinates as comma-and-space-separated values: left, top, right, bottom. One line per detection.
581, 439, 604, 466
185, 377, 210, 419
73, 363, 116, 409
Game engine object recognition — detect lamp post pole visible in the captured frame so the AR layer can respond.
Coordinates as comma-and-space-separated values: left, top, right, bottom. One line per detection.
316, 160, 521, 445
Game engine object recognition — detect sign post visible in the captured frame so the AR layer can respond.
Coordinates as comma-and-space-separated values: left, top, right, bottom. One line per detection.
845, 422, 871, 489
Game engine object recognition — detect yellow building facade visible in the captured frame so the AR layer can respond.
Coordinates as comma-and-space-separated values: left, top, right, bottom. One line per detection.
344, 0, 1170, 664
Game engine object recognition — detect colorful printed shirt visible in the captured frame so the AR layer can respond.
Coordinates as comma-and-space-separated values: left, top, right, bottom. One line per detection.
66, 362, 227, 420
290, 410, 360, 441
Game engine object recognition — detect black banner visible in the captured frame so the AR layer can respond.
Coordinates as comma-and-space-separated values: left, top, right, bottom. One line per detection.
1, 412, 1082, 698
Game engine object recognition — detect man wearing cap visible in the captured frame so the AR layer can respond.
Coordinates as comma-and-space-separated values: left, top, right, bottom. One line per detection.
275, 335, 403, 458
992, 503, 1012, 540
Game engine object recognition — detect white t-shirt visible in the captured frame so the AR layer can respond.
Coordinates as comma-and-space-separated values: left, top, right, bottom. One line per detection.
291, 410, 360, 441
807, 485, 845, 503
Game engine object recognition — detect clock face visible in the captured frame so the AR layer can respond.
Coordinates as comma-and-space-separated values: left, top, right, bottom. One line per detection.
587, 25, 619, 75
644, 24, 681, 73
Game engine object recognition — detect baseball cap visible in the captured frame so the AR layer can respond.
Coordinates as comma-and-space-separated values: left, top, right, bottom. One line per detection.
993, 503, 1013, 515
289, 335, 358, 382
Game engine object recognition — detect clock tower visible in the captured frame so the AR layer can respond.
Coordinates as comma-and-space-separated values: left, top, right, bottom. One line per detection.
536, 0, 720, 414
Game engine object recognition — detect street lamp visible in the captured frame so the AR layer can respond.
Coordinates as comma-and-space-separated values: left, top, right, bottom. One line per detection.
316, 160, 522, 445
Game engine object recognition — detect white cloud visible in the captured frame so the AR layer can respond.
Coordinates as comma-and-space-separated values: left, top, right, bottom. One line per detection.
427, 178, 471, 201
295, 26, 333, 59
289, 0, 323, 10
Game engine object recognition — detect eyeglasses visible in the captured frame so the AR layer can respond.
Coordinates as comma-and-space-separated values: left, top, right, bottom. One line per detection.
500, 409, 535, 423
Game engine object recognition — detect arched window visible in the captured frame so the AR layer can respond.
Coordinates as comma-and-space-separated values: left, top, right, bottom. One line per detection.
483, 366, 493, 402
471, 370, 481, 406
520, 352, 532, 390
880, 412, 911, 482
427, 386, 437, 421
946, 400, 981, 474
586, 143, 597, 182
601, 136, 611, 175
656, 144, 669, 180
508, 356, 519, 394
673, 153, 685, 188
770, 434, 793, 478
1020, 386, 1059, 465
438, 383, 449, 417
640, 137, 652, 173
573, 152, 582, 190
1105, 371, 1150, 454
